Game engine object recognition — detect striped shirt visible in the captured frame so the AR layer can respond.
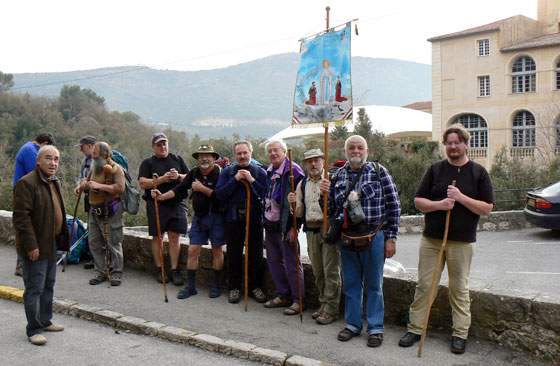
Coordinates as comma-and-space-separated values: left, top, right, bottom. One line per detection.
327, 162, 401, 238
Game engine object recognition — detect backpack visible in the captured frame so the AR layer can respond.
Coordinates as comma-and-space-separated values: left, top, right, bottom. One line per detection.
112, 150, 141, 215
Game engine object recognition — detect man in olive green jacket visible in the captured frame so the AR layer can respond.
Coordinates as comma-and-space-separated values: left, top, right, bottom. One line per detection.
13, 145, 69, 345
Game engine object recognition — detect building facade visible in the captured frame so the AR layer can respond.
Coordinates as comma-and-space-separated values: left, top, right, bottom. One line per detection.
429, 0, 560, 169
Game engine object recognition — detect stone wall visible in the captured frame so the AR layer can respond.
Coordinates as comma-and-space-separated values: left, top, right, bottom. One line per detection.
2, 210, 557, 361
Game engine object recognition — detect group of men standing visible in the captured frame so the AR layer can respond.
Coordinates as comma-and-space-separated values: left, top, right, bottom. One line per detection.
13, 124, 494, 355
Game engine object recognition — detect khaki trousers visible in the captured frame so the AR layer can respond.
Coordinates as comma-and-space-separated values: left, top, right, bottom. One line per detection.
306, 227, 341, 315
407, 236, 474, 339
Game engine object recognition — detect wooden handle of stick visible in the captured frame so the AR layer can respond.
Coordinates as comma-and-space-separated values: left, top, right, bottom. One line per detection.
287, 149, 303, 322
153, 173, 169, 303
417, 180, 456, 357
241, 180, 251, 312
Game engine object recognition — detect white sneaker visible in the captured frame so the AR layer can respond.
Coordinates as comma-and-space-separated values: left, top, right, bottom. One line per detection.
28, 334, 47, 345
44, 324, 64, 332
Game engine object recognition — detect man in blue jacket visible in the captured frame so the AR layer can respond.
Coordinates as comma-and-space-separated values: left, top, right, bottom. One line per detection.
215, 140, 268, 304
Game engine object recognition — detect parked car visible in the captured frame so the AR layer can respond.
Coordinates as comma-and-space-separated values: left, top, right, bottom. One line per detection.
524, 180, 560, 230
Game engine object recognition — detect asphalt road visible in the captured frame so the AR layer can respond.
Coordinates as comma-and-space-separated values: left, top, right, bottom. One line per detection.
0, 228, 553, 366
0, 299, 263, 366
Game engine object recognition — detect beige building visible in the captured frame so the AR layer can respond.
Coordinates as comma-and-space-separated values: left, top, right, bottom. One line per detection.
429, 0, 560, 169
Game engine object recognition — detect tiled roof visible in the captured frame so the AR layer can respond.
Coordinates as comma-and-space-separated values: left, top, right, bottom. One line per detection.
402, 101, 432, 110
428, 17, 515, 42
500, 33, 560, 51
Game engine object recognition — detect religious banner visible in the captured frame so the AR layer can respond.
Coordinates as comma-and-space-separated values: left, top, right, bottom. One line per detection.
292, 23, 352, 127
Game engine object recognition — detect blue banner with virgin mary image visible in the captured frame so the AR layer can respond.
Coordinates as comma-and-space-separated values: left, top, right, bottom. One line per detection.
292, 23, 352, 126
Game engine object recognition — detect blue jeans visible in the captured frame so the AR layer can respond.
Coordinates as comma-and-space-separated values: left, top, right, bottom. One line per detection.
22, 257, 57, 337
339, 231, 385, 335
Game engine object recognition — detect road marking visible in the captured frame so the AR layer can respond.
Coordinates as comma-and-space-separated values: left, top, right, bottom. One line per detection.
507, 241, 560, 245
506, 271, 560, 275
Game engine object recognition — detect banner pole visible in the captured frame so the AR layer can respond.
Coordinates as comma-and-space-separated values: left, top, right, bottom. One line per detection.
322, 6, 331, 235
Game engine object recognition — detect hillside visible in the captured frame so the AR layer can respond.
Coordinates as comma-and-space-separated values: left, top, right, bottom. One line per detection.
11, 53, 431, 138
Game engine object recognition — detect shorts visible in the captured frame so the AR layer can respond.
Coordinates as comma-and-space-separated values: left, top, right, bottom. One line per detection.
188, 213, 226, 246
147, 200, 188, 237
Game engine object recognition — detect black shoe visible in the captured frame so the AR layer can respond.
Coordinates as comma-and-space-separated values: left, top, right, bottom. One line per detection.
89, 273, 108, 285
171, 269, 183, 286
451, 336, 467, 354
177, 286, 197, 299
83, 259, 94, 269
14, 267, 23, 277
399, 332, 421, 347
209, 287, 221, 298
337, 328, 358, 342
155, 267, 168, 284
367, 333, 383, 348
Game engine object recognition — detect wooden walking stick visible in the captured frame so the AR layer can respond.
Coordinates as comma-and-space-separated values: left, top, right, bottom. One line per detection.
103, 161, 113, 287
63, 188, 82, 272
153, 173, 169, 303
417, 180, 457, 357
241, 180, 251, 312
287, 149, 303, 323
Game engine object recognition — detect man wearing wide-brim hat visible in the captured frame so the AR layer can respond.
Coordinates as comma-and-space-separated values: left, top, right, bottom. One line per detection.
288, 148, 341, 324
139, 133, 190, 286
152, 144, 225, 299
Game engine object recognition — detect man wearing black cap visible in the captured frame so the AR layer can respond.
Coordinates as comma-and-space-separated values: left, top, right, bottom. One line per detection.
152, 145, 224, 299
138, 133, 189, 285
74, 135, 96, 269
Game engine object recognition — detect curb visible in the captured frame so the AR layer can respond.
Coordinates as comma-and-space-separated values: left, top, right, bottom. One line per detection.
0, 285, 335, 366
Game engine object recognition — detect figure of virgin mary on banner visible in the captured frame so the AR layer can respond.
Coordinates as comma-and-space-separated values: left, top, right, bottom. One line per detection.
292, 23, 352, 126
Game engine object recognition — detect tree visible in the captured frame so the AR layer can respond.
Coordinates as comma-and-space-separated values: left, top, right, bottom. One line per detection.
0, 71, 14, 92
353, 108, 373, 141
59, 85, 105, 121
330, 125, 349, 141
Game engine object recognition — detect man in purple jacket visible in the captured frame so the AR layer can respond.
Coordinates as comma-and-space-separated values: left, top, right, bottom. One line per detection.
262, 139, 305, 316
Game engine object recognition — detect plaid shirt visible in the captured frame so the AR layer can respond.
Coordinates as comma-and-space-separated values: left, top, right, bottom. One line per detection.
327, 162, 401, 238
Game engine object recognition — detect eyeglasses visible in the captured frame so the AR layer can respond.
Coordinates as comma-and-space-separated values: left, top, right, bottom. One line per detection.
444, 141, 464, 147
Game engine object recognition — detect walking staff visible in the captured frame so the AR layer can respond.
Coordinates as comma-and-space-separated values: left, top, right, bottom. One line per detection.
417, 181, 455, 357
287, 149, 303, 322
153, 173, 169, 303
103, 161, 113, 287
241, 180, 251, 311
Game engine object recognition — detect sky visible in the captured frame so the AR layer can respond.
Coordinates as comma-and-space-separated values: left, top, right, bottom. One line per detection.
2, 0, 538, 74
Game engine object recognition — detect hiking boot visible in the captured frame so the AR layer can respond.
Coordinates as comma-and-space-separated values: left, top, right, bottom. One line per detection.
283, 302, 306, 315
250, 288, 267, 303
83, 259, 94, 269
28, 334, 47, 345
89, 273, 107, 285
155, 267, 169, 284
337, 328, 358, 342
15, 266, 23, 277
228, 289, 240, 304
451, 336, 467, 354
110, 272, 122, 286
264, 296, 292, 308
209, 286, 221, 298
44, 324, 64, 332
367, 333, 384, 348
316, 312, 338, 325
171, 269, 183, 286
399, 332, 421, 347
177, 286, 197, 299
311, 309, 323, 320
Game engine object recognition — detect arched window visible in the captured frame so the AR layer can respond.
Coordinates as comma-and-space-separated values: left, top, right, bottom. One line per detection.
556, 59, 560, 90
512, 56, 536, 93
452, 114, 488, 148
512, 111, 536, 147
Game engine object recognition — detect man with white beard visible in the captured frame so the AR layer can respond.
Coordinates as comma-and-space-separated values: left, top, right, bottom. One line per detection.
319, 135, 401, 348
80, 142, 125, 286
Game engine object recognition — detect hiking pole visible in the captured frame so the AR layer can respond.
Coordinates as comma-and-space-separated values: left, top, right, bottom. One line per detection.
287, 149, 303, 323
63, 188, 82, 272
417, 180, 457, 358
153, 173, 169, 303
241, 180, 252, 312
57, 231, 89, 265
103, 162, 113, 288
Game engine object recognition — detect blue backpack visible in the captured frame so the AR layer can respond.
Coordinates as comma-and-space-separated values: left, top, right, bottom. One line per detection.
112, 150, 140, 214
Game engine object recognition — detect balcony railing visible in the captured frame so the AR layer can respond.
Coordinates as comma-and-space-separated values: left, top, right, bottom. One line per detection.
510, 147, 534, 158
468, 148, 487, 159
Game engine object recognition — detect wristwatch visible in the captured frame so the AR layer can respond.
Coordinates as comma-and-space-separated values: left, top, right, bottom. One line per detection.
388, 237, 397, 243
